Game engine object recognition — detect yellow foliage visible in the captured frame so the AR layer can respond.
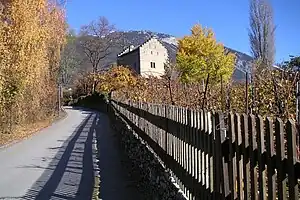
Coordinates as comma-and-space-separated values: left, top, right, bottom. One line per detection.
0, 0, 66, 132
176, 24, 236, 83
97, 66, 137, 93
74, 66, 137, 96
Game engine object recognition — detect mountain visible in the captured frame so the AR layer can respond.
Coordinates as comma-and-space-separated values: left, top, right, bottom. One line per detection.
77, 30, 253, 81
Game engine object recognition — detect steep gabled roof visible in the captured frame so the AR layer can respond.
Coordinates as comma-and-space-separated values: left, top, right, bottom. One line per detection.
117, 37, 159, 57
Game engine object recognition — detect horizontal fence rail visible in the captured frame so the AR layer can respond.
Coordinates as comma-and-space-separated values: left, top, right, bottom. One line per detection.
109, 99, 300, 200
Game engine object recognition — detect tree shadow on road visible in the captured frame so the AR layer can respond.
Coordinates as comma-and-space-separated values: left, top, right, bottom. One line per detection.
94, 113, 144, 200
4, 108, 144, 200
19, 110, 98, 200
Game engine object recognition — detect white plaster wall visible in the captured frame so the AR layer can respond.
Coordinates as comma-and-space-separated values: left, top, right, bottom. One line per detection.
139, 38, 168, 77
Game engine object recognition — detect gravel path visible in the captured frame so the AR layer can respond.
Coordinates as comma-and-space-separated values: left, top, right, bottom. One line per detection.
0, 107, 142, 200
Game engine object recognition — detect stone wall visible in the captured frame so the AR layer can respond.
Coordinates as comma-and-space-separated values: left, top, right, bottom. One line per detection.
108, 107, 187, 200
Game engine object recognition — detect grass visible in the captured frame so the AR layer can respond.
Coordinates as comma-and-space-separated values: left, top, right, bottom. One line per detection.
92, 174, 100, 200
0, 111, 67, 147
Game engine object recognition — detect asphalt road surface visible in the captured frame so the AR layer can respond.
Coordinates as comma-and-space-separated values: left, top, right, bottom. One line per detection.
0, 107, 142, 200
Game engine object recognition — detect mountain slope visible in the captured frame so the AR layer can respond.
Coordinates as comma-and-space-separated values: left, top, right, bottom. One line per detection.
77, 30, 253, 81
115, 30, 252, 81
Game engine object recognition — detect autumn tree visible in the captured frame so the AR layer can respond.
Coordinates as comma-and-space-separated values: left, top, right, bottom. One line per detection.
0, 0, 66, 135
176, 24, 236, 84
97, 66, 137, 94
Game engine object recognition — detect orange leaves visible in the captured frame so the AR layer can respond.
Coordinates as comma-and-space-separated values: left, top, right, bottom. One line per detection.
74, 66, 138, 96
97, 66, 137, 93
112, 72, 296, 120
0, 0, 66, 133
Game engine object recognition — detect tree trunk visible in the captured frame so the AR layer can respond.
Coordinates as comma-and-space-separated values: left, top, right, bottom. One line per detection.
168, 79, 175, 105
201, 74, 210, 109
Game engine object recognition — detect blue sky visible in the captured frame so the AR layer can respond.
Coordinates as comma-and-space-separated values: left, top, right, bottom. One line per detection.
66, 0, 300, 62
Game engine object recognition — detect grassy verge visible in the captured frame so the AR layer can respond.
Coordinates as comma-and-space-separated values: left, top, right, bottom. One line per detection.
0, 110, 67, 148
92, 175, 100, 200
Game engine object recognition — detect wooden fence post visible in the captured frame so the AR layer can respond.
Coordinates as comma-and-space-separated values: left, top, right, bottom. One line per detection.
209, 111, 214, 195
265, 117, 276, 200
234, 114, 243, 199
192, 110, 196, 191
286, 119, 299, 199
165, 104, 168, 154
213, 112, 225, 199
241, 114, 251, 199
275, 118, 287, 199
256, 115, 267, 199
249, 114, 258, 200
228, 113, 237, 200
200, 110, 204, 199
115, 99, 300, 200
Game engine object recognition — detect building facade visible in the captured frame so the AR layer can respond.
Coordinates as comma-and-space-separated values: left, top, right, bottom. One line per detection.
117, 38, 169, 77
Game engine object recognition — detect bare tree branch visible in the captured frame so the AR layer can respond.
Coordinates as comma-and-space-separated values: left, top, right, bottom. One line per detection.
79, 16, 120, 73
249, 0, 275, 67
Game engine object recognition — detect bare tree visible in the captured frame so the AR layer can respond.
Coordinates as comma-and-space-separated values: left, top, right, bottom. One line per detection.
79, 17, 121, 91
249, 0, 276, 114
249, 0, 275, 67
163, 61, 179, 105
80, 17, 120, 73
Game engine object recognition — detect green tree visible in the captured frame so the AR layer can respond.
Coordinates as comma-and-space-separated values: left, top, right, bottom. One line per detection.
176, 24, 236, 84
283, 55, 300, 71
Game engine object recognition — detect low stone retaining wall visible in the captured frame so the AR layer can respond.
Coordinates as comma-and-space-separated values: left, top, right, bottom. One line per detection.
108, 106, 187, 200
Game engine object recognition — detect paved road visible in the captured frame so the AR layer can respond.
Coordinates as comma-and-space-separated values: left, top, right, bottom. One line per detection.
0, 107, 142, 200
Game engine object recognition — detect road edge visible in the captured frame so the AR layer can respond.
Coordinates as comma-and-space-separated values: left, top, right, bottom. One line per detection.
0, 108, 68, 149
92, 115, 100, 200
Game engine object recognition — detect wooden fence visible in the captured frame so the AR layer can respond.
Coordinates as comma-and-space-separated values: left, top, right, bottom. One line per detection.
109, 99, 300, 200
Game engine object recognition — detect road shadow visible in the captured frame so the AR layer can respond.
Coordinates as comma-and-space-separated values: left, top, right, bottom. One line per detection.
70, 103, 108, 114
95, 113, 144, 200
20, 111, 98, 200
6, 108, 144, 200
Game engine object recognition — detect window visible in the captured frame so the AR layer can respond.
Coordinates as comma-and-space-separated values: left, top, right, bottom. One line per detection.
151, 51, 153, 55
157, 52, 159, 55
150, 62, 156, 68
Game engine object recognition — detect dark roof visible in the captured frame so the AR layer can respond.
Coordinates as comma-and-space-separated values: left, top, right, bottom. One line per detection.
117, 37, 156, 57
117, 46, 139, 57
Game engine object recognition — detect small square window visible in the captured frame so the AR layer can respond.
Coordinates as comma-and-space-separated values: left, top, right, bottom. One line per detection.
150, 62, 156, 68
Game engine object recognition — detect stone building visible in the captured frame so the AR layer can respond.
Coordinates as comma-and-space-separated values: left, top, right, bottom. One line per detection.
117, 37, 169, 77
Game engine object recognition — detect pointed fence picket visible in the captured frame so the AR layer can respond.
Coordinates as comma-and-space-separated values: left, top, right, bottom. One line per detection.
110, 99, 300, 200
